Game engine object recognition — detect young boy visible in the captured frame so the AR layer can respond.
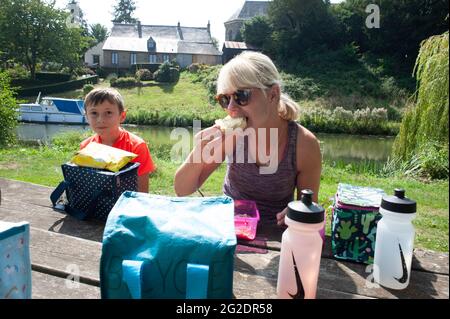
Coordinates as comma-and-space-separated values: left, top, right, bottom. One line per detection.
80, 88, 155, 193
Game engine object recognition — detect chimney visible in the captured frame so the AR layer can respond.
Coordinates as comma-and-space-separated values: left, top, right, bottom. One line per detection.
207, 20, 211, 35
177, 21, 183, 40
137, 20, 142, 38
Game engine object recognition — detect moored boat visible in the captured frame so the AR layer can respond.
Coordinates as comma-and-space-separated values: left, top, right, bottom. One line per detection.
18, 93, 86, 124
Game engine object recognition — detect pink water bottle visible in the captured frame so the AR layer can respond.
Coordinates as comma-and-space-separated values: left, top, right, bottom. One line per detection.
277, 189, 325, 299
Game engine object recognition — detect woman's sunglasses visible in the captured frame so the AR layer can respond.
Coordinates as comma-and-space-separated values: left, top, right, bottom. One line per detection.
215, 89, 252, 109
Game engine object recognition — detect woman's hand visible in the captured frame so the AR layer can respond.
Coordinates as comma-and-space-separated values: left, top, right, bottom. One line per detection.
193, 126, 223, 164
276, 207, 288, 226
193, 125, 239, 163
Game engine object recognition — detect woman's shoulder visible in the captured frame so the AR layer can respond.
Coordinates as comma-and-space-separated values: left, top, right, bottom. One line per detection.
294, 123, 319, 148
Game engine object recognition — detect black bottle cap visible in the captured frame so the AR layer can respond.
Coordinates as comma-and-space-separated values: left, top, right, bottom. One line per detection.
287, 189, 325, 224
381, 189, 416, 214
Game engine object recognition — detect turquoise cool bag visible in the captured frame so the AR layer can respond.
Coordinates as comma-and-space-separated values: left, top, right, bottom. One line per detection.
100, 192, 237, 299
0, 221, 32, 299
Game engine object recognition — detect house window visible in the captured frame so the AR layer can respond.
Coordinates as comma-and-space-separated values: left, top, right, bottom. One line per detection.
228, 30, 233, 41
149, 54, 157, 63
163, 54, 170, 62
93, 55, 100, 65
130, 53, 137, 65
147, 38, 156, 52
112, 52, 118, 65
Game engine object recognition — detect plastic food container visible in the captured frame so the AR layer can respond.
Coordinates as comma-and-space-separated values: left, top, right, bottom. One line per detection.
234, 200, 260, 240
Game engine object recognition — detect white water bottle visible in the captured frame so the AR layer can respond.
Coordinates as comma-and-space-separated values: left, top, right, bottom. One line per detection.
373, 189, 417, 289
277, 189, 325, 299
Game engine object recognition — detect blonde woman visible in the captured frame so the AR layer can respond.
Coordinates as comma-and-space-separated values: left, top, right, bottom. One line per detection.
174, 52, 321, 227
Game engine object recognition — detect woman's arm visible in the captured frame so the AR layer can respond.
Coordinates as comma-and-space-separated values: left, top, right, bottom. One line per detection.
295, 126, 322, 203
174, 126, 228, 196
276, 125, 322, 225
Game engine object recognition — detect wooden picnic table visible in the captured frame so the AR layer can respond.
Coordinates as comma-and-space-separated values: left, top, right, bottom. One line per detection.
0, 178, 448, 299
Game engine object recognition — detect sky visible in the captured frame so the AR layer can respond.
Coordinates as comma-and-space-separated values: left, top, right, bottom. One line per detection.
54, 0, 344, 47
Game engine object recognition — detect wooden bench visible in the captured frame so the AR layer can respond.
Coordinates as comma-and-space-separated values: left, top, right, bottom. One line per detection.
1, 178, 448, 299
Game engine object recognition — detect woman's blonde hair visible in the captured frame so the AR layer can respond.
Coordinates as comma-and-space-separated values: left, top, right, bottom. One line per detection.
217, 51, 299, 121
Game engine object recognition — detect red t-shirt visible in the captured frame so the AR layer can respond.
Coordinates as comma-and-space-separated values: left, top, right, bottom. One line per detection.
80, 128, 156, 176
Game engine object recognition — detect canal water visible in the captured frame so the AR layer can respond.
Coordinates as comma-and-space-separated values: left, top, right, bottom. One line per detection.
16, 123, 395, 163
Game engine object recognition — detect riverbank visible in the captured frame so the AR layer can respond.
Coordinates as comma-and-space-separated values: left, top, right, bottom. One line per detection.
0, 141, 447, 252
42, 72, 401, 136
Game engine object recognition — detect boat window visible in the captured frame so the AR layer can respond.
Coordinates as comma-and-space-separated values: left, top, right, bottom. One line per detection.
31, 106, 43, 112
42, 99, 52, 106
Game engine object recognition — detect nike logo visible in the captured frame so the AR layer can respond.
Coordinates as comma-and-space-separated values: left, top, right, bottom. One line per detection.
288, 252, 305, 299
394, 242, 408, 284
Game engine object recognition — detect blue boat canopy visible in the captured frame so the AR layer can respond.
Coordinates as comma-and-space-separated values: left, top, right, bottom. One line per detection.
47, 98, 85, 115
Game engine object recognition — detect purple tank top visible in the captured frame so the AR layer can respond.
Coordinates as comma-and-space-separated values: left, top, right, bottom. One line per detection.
223, 121, 298, 224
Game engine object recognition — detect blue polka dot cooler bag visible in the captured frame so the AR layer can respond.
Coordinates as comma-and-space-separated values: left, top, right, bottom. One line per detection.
50, 162, 139, 221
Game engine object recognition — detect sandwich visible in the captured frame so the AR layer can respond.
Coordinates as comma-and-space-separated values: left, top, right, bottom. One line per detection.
215, 115, 247, 132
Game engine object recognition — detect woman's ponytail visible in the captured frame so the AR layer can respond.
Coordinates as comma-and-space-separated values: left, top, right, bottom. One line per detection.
278, 93, 299, 121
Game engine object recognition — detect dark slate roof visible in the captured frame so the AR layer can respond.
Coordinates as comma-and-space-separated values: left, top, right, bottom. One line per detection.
110, 24, 180, 39
103, 37, 178, 53
181, 27, 212, 43
104, 23, 220, 55
178, 42, 221, 55
227, 0, 270, 22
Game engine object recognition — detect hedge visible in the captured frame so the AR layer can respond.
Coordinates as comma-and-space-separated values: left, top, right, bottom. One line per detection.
17, 75, 99, 97
35, 72, 71, 82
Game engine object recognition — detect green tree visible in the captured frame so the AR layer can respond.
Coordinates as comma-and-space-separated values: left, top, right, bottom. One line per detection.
0, 71, 18, 146
112, 0, 137, 24
90, 23, 110, 44
0, 0, 91, 79
330, 0, 367, 49
333, 0, 449, 69
242, 16, 273, 49
267, 0, 340, 60
393, 32, 449, 178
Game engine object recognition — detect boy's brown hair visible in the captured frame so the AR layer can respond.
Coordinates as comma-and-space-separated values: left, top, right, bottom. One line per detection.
84, 88, 125, 113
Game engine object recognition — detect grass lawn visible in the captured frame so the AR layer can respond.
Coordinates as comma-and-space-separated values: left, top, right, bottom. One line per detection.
0, 143, 447, 252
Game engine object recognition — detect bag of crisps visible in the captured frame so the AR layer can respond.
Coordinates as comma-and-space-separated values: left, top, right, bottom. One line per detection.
71, 142, 137, 172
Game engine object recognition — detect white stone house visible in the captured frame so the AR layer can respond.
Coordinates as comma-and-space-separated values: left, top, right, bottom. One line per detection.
91, 21, 221, 70
84, 41, 105, 68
